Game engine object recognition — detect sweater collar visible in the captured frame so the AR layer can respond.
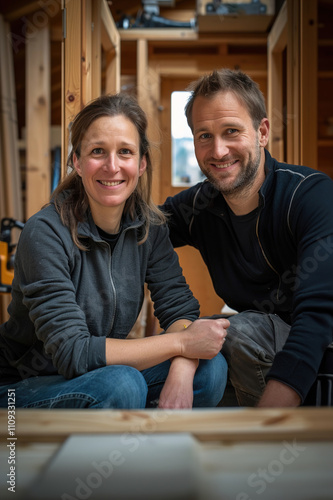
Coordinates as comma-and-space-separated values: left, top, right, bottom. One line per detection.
77, 208, 144, 241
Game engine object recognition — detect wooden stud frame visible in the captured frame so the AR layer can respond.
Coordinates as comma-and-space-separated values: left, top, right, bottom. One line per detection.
26, 26, 51, 219
299, 0, 318, 168
268, 1, 287, 162
61, 0, 120, 178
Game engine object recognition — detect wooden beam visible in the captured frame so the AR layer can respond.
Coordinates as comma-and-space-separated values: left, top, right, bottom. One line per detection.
26, 26, 51, 218
268, 1, 287, 52
102, 0, 120, 94
62, 0, 82, 178
0, 16, 23, 221
81, 0, 92, 107
61, 0, 120, 176
91, 0, 102, 99
4, 408, 333, 443
119, 28, 200, 42
147, 67, 161, 204
0, 117, 5, 219
267, 1, 287, 161
0, 17, 22, 323
299, 0, 318, 168
105, 49, 121, 94
286, 0, 300, 165
137, 39, 149, 109
149, 53, 267, 73
2, 1, 45, 22
119, 29, 267, 44
101, 0, 119, 51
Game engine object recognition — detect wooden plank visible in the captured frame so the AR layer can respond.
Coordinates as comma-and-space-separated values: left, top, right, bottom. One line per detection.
149, 55, 267, 75
102, 0, 120, 94
150, 63, 267, 80
267, 1, 287, 161
147, 67, 162, 205
81, 0, 92, 107
0, 17, 23, 322
2, 408, 333, 443
91, 0, 102, 99
26, 26, 51, 218
101, 0, 119, 51
2, 1, 43, 22
286, 0, 300, 165
0, 16, 23, 221
299, 0, 318, 168
268, 0, 287, 52
62, 0, 82, 179
119, 28, 268, 42
0, 93, 6, 220
267, 51, 285, 161
137, 39, 149, 109
197, 14, 274, 33
105, 49, 121, 94
120, 28, 198, 42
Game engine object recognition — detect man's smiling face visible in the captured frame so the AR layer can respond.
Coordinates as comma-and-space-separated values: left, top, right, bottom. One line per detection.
192, 91, 267, 197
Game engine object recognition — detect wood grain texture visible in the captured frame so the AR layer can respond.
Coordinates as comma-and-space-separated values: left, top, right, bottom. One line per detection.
1, 408, 332, 443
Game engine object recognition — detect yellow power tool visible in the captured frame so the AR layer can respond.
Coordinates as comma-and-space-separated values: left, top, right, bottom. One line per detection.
0, 218, 24, 294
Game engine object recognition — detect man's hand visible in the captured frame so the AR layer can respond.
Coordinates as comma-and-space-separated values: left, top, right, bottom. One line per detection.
158, 357, 198, 409
257, 380, 301, 407
180, 318, 229, 360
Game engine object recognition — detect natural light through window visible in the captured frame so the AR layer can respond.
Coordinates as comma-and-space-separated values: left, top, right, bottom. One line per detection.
171, 91, 205, 187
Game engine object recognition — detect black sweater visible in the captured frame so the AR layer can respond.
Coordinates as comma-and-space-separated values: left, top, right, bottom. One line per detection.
163, 150, 333, 401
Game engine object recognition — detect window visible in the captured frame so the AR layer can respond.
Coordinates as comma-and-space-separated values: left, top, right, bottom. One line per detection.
171, 91, 205, 187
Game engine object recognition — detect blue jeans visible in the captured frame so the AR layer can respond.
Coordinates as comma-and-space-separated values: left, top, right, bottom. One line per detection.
0, 354, 227, 409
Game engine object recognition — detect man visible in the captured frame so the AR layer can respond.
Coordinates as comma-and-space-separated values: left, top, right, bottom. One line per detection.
163, 68, 333, 408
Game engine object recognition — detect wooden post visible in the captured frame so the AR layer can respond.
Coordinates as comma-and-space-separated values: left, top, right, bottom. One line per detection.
91, 0, 102, 99
62, 0, 119, 178
287, 0, 300, 165
0, 16, 23, 322
26, 26, 51, 218
101, 0, 120, 94
62, 0, 82, 178
267, 2, 287, 162
137, 39, 149, 109
299, 0, 318, 168
147, 68, 161, 204
82, 0, 92, 107
0, 16, 23, 222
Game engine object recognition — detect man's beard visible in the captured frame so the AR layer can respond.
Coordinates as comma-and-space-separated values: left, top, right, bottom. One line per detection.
203, 139, 261, 197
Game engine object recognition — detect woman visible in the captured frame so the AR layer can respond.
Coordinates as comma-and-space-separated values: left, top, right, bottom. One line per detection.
0, 93, 229, 409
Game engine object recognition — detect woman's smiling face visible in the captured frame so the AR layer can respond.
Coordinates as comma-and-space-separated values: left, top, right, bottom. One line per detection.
73, 114, 146, 230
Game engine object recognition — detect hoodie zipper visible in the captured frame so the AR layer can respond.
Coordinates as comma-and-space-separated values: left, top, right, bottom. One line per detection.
99, 223, 141, 336
99, 240, 117, 336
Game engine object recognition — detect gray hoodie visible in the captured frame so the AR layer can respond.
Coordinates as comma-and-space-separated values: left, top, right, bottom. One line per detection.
0, 201, 199, 382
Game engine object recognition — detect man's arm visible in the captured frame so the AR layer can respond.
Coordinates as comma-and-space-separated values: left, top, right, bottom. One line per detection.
257, 380, 301, 407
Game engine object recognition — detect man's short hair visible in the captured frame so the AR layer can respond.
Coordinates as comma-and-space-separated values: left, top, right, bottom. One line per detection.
185, 68, 267, 132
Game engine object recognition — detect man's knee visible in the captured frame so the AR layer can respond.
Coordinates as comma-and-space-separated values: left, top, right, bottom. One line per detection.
224, 311, 285, 362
